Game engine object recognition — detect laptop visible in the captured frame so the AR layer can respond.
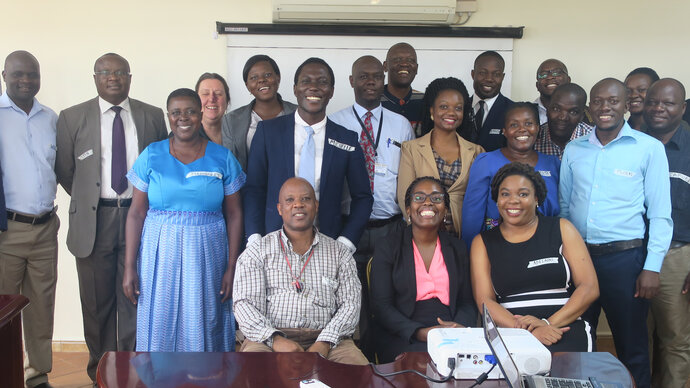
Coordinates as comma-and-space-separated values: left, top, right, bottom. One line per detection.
482, 304, 596, 388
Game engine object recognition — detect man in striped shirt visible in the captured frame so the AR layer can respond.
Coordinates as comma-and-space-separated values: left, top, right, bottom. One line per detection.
233, 177, 368, 364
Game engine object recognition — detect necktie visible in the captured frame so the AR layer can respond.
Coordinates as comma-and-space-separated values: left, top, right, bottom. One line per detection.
360, 111, 375, 192
475, 100, 486, 128
111, 106, 127, 195
298, 126, 316, 189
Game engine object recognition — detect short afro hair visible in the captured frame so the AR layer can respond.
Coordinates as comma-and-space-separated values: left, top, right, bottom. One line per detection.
490, 162, 547, 207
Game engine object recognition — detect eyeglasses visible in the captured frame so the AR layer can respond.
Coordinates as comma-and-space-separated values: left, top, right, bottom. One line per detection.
537, 69, 567, 79
411, 192, 445, 204
537, 69, 566, 79
94, 70, 130, 78
168, 108, 199, 118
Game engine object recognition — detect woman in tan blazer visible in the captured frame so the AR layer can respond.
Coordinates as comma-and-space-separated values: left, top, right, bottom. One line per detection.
398, 77, 484, 237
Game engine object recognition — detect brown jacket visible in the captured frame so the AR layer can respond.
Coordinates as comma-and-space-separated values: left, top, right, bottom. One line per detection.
397, 130, 484, 235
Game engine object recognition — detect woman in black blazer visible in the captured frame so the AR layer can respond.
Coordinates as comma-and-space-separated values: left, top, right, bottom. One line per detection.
370, 176, 477, 363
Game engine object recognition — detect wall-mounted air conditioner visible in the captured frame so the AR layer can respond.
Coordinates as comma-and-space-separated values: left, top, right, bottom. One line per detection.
273, 0, 476, 25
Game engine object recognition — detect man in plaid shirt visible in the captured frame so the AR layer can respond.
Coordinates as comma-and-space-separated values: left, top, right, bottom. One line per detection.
534, 83, 593, 159
233, 177, 368, 364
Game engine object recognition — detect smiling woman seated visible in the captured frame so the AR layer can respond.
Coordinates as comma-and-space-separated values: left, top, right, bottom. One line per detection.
470, 162, 599, 352
369, 177, 477, 363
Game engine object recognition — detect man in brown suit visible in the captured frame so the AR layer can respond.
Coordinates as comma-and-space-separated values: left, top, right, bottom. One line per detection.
55, 53, 167, 383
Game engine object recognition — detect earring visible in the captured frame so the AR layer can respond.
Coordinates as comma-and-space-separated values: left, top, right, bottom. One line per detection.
430, 114, 434, 120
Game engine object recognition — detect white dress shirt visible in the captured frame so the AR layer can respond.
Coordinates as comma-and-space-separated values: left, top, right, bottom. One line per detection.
472, 93, 499, 126
533, 96, 548, 126
329, 103, 414, 220
294, 111, 327, 200
98, 97, 139, 199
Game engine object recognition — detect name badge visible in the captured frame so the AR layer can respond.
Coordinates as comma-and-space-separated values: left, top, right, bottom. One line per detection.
538, 170, 551, 177
489, 128, 502, 135
375, 162, 387, 175
328, 138, 355, 152
186, 171, 222, 179
527, 257, 559, 268
613, 169, 635, 178
670, 172, 690, 184
78, 149, 94, 161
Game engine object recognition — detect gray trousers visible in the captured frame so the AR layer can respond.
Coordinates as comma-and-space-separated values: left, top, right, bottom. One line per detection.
75, 206, 136, 381
648, 244, 690, 388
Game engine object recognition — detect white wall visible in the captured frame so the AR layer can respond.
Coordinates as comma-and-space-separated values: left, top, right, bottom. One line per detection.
1, 0, 686, 341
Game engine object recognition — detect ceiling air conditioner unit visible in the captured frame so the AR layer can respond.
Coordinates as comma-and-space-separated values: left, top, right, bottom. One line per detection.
273, 0, 459, 25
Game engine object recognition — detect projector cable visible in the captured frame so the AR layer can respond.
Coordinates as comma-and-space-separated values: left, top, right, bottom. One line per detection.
370, 357, 456, 384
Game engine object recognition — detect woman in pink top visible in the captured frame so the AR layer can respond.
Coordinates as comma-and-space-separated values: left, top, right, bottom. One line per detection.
370, 177, 477, 363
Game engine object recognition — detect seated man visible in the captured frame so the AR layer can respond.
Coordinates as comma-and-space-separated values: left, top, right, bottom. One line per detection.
233, 177, 368, 365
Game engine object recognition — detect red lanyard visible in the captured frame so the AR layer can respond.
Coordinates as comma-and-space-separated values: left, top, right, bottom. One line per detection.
279, 232, 314, 293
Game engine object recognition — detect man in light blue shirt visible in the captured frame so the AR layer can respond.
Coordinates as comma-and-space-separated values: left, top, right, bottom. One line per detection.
0, 50, 59, 388
559, 78, 672, 388
329, 55, 414, 360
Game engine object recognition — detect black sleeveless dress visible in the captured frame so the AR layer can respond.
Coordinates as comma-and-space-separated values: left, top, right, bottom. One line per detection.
481, 215, 593, 352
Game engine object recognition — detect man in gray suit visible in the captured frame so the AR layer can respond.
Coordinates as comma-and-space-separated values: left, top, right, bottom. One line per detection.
55, 53, 167, 383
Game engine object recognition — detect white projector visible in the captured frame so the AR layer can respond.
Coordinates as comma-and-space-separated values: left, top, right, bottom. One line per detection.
427, 327, 551, 379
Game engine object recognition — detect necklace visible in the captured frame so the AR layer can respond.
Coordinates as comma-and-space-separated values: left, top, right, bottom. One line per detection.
279, 231, 314, 293
171, 136, 203, 162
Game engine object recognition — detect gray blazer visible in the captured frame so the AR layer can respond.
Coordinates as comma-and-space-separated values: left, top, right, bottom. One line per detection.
221, 97, 297, 172
55, 97, 168, 258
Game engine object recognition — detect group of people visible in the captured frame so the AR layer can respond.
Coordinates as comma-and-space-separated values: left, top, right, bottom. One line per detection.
0, 41, 687, 388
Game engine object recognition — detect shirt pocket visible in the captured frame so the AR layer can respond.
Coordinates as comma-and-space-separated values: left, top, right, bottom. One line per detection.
312, 275, 338, 310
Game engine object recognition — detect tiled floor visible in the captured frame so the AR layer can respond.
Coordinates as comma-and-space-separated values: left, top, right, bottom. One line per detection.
48, 352, 92, 388
46, 338, 618, 387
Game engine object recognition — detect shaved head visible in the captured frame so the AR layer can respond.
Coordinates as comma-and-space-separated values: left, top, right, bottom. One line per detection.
352, 55, 381, 74
591, 78, 628, 100
279, 177, 315, 201
277, 177, 318, 233
552, 83, 587, 106
536, 59, 570, 99
2, 50, 41, 113
386, 42, 415, 59
643, 78, 686, 136
94, 52, 129, 73
4, 50, 39, 70
649, 78, 686, 100
537, 58, 568, 75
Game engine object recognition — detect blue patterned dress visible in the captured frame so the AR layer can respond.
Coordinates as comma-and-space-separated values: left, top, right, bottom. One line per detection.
127, 139, 246, 351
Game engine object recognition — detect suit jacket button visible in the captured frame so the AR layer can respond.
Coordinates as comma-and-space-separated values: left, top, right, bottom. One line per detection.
96, 182, 100, 187
92, 206, 97, 210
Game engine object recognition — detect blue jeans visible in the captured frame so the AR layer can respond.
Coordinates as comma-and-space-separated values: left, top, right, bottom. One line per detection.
583, 246, 650, 388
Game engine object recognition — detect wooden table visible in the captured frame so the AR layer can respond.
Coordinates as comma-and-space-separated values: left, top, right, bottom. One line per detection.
0, 294, 30, 388
97, 351, 634, 387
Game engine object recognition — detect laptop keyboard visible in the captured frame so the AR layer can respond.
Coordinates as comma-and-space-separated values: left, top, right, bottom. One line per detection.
544, 378, 593, 388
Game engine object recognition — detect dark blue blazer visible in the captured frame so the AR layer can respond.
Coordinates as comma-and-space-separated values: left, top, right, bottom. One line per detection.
0, 163, 6, 231
244, 113, 373, 245
474, 93, 513, 152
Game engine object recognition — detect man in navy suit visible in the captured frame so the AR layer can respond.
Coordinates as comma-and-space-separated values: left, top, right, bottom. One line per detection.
244, 57, 373, 253
465, 51, 514, 151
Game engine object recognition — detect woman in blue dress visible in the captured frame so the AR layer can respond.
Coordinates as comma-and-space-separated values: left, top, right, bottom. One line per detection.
123, 88, 245, 351
461, 102, 560, 250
